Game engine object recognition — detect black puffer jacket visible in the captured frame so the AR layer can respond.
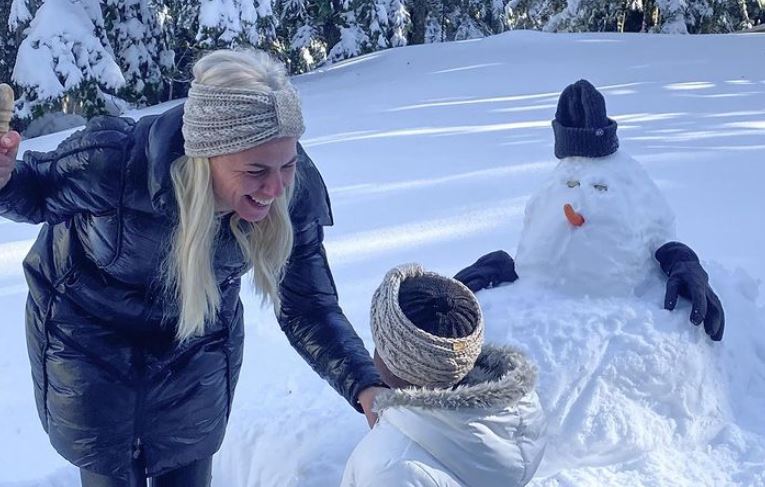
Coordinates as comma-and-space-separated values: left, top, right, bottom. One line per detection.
0, 105, 383, 478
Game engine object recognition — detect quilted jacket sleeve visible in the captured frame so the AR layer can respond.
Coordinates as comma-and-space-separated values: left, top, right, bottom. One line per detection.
277, 146, 385, 412
0, 116, 133, 224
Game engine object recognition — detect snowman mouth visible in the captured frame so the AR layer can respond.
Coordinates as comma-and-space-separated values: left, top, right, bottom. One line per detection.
564, 204, 585, 227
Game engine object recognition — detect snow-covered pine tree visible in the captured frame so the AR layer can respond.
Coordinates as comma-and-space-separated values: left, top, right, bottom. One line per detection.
104, 0, 168, 105
683, 0, 718, 33
1, 1, 16, 84
327, 0, 370, 62
7, 0, 41, 81
406, 0, 444, 43
621, 0, 644, 31
702, 0, 753, 31
450, 0, 491, 40
275, 0, 329, 73
13, 0, 125, 123
242, 0, 279, 49
357, 0, 391, 50
197, 0, 246, 49
507, 0, 565, 30
8, 0, 40, 38
639, 0, 660, 30
546, 0, 626, 32
487, 0, 511, 33
542, 0, 578, 31
655, 0, 689, 33
405, 0, 430, 43
745, 0, 763, 26
424, 10, 443, 42
154, 0, 198, 100
387, 0, 411, 46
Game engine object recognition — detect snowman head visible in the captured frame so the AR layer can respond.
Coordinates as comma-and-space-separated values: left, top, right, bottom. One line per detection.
515, 80, 676, 296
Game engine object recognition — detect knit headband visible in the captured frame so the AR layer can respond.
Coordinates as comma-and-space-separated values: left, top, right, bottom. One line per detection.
371, 264, 485, 388
182, 82, 305, 158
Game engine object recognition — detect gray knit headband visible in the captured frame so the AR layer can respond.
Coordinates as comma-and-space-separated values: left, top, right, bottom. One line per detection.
371, 264, 484, 388
182, 81, 305, 158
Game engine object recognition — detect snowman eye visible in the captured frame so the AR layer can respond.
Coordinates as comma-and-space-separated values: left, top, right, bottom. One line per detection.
566, 180, 580, 188
593, 184, 609, 192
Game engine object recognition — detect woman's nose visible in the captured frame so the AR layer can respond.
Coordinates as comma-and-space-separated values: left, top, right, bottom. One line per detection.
261, 171, 285, 197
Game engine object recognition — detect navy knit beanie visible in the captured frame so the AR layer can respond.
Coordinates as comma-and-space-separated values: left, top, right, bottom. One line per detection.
552, 79, 619, 159
398, 275, 480, 339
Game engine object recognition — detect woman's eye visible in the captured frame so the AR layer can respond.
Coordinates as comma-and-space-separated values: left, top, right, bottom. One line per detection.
281, 163, 296, 171
566, 180, 580, 188
247, 170, 266, 177
593, 184, 608, 192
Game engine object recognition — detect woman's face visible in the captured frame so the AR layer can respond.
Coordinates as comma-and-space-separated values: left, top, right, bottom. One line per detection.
209, 137, 298, 222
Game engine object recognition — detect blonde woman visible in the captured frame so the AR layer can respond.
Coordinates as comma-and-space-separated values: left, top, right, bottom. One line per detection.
0, 50, 386, 487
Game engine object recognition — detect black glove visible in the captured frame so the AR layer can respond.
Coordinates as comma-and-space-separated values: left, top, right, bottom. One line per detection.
454, 250, 519, 293
655, 241, 724, 341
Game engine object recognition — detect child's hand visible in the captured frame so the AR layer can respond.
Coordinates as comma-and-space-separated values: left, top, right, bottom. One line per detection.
0, 131, 21, 190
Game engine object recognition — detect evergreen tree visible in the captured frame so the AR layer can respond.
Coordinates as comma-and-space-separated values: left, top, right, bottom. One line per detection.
388, 0, 411, 46
8, 0, 42, 71
508, 0, 565, 30
703, 0, 754, 31
655, 0, 689, 33
13, 0, 125, 122
6, 0, 43, 126
488, 0, 511, 32
424, 9, 443, 42
1, 0, 17, 85
748, 0, 764, 26
547, 0, 626, 32
242, 0, 279, 49
450, 0, 491, 40
405, 0, 430, 43
358, 0, 390, 49
327, 0, 370, 61
8, 0, 39, 36
197, 0, 246, 48
104, 0, 168, 105
153, 0, 198, 100
276, 0, 329, 73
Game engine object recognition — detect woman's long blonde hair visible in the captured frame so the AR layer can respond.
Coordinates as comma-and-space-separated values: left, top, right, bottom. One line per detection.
166, 50, 297, 341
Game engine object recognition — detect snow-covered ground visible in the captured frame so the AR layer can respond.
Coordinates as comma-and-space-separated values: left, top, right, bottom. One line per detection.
1, 31, 764, 486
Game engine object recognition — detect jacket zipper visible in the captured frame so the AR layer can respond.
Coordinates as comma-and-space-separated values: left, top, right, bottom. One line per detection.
132, 437, 142, 460
132, 346, 146, 472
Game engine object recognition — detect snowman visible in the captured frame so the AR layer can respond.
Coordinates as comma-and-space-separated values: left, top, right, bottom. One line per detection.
454, 80, 744, 482
458, 79, 724, 342
514, 79, 724, 341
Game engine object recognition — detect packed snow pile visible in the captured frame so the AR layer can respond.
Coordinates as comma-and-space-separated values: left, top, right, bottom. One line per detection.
479, 267, 765, 485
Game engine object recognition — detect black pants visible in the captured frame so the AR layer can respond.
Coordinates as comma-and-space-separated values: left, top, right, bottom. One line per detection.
80, 457, 212, 487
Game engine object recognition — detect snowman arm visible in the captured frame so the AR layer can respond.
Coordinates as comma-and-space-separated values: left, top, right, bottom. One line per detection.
654, 241, 725, 341
654, 241, 700, 275
454, 250, 519, 293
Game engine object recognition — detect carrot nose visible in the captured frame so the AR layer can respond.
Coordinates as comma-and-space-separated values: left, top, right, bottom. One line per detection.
564, 203, 585, 227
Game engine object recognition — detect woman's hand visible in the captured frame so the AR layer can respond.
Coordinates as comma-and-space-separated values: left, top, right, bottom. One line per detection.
357, 386, 387, 428
0, 131, 21, 191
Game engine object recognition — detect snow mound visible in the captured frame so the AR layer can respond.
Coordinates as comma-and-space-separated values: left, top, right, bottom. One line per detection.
478, 263, 765, 485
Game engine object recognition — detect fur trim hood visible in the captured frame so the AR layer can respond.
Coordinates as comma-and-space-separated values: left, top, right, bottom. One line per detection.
373, 344, 537, 412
